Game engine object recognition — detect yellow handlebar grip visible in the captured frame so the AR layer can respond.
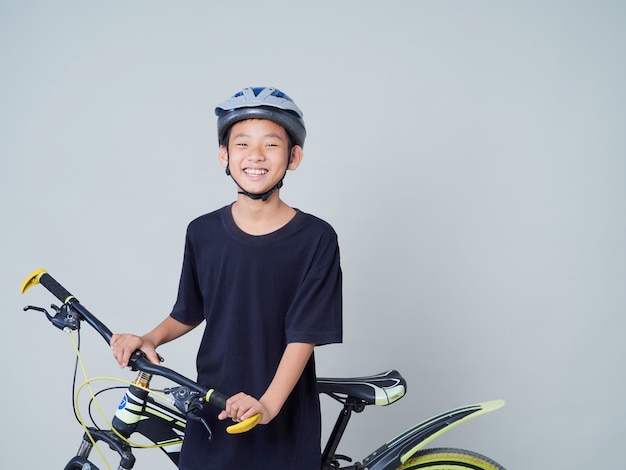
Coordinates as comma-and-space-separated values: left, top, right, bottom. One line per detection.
226, 413, 262, 434
21, 268, 47, 294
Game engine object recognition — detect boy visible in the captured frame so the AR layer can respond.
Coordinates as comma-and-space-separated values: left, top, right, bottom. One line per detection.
110, 86, 343, 469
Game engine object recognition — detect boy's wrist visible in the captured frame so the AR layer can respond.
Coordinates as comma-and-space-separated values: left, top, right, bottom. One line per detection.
259, 394, 284, 422
140, 334, 158, 349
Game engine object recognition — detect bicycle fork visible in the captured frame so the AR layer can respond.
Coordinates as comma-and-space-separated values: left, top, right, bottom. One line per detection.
64, 428, 135, 470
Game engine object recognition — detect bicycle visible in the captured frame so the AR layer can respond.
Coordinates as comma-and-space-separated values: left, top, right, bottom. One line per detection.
21, 268, 507, 470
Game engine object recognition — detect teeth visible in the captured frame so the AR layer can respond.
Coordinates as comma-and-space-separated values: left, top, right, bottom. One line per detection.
244, 169, 267, 175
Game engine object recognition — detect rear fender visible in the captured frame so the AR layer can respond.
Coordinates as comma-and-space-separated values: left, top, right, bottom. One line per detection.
363, 399, 505, 470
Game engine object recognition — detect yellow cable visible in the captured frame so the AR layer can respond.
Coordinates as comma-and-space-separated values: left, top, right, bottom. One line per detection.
66, 331, 182, 465
74, 379, 180, 449
67, 332, 113, 470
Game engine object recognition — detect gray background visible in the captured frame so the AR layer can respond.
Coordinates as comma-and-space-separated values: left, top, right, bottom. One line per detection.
1, 1, 624, 468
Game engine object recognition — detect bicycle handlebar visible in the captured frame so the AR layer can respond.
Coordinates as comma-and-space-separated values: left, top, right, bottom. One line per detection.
130, 354, 262, 432
21, 268, 114, 343
21, 268, 261, 434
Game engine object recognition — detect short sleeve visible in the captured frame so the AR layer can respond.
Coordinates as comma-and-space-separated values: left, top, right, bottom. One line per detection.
284, 229, 342, 346
170, 226, 205, 326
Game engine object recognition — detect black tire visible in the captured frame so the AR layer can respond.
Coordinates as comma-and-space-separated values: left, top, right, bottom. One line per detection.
397, 447, 505, 470
64, 456, 101, 470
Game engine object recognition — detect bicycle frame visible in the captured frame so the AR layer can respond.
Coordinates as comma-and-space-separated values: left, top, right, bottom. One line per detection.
66, 374, 187, 468
21, 269, 505, 470
112, 379, 186, 465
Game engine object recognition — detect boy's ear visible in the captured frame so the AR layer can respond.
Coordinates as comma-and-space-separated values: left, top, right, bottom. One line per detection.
288, 145, 303, 171
219, 145, 228, 169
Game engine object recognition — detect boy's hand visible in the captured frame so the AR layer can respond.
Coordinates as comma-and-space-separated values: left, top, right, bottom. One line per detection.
217, 343, 314, 426
218, 392, 271, 425
110, 333, 160, 368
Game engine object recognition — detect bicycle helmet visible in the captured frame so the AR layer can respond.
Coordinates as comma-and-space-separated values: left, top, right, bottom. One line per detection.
215, 87, 306, 202
215, 87, 306, 148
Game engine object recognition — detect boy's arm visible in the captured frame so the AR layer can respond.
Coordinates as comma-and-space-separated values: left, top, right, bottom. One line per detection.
111, 315, 198, 367
260, 342, 315, 419
219, 342, 315, 424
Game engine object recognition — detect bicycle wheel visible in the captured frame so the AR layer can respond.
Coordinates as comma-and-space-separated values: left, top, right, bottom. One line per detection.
397, 447, 505, 470
64, 456, 101, 470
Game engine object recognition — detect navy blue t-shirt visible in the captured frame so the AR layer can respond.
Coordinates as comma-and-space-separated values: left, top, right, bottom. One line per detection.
170, 205, 342, 470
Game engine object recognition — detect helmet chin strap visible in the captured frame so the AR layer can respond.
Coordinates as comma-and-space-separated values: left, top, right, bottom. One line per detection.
225, 163, 287, 202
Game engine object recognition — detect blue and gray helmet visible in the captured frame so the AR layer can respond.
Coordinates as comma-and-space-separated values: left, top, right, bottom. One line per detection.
215, 87, 306, 148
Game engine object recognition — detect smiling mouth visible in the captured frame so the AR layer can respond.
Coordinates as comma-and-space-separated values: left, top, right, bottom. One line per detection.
244, 168, 268, 176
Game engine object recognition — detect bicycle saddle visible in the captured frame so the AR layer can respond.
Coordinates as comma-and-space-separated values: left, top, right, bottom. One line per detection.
317, 369, 406, 406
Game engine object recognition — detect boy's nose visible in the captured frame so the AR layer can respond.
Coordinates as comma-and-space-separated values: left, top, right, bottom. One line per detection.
246, 145, 265, 161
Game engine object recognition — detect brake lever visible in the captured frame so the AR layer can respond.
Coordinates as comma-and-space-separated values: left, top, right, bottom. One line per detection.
165, 386, 204, 413
165, 386, 213, 440
188, 410, 213, 440
24, 304, 80, 332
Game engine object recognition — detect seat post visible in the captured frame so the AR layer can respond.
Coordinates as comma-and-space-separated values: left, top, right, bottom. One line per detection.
321, 398, 365, 469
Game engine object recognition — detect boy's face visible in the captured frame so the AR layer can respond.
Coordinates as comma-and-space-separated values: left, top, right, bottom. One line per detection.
219, 119, 302, 198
